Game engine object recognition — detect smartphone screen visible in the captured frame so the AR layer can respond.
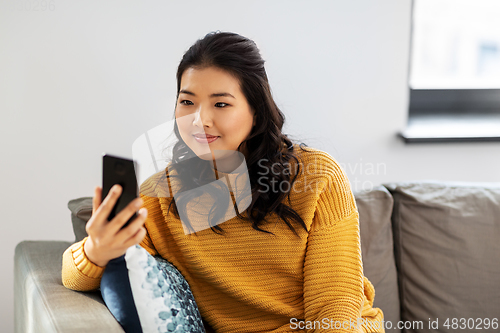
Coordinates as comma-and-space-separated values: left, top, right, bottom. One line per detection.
102, 154, 139, 228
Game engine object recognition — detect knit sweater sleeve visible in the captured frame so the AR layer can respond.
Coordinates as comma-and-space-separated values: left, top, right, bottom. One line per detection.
61, 237, 106, 291
302, 159, 364, 333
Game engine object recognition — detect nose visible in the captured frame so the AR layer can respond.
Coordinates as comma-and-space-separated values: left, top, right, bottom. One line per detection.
192, 105, 213, 128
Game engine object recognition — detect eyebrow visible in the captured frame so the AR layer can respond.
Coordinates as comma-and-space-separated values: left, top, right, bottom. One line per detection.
179, 90, 235, 99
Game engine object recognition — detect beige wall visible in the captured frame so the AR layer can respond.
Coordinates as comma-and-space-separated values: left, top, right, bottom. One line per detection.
1, 0, 499, 331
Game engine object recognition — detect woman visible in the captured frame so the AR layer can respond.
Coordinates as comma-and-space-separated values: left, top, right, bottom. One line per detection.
62, 31, 384, 332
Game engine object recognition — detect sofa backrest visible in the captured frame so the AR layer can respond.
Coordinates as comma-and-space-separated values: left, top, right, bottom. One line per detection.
355, 186, 401, 333
385, 181, 500, 333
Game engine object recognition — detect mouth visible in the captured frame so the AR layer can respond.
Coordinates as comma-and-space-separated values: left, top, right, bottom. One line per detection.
193, 133, 220, 144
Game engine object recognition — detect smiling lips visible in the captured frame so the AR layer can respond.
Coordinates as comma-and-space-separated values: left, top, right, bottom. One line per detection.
193, 133, 220, 143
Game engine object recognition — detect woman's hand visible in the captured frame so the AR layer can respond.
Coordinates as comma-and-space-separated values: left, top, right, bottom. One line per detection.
83, 185, 148, 267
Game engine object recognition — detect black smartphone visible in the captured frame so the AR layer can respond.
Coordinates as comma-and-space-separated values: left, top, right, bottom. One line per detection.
102, 154, 139, 228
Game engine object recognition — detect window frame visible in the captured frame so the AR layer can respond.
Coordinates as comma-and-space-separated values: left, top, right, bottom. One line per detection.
401, 0, 500, 143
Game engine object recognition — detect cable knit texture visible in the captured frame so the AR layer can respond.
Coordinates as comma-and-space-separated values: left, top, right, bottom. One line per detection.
62, 238, 105, 291
61, 145, 384, 332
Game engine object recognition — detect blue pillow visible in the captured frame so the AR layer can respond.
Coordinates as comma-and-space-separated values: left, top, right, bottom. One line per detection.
100, 245, 206, 333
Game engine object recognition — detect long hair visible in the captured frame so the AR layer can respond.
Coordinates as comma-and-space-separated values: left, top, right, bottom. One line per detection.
167, 31, 309, 235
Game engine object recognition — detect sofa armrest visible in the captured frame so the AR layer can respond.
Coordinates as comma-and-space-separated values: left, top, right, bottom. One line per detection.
14, 241, 124, 333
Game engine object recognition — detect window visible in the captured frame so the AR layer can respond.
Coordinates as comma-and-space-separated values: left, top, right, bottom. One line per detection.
401, 0, 500, 142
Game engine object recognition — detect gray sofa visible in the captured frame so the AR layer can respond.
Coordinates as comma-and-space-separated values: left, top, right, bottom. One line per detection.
15, 182, 500, 333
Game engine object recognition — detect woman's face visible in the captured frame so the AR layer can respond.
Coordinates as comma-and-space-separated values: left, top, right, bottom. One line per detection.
175, 66, 255, 170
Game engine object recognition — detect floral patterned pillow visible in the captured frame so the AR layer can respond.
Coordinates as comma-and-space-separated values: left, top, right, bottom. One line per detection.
100, 245, 206, 333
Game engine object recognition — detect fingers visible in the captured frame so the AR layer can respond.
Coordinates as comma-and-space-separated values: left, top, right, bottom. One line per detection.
92, 186, 102, 215
123, 227, 147, 248
92, 185, 122, 226
87, 186, 103, 235
107, 197, 144, 233
84, 184, 148, 265
114, 208, 148, 246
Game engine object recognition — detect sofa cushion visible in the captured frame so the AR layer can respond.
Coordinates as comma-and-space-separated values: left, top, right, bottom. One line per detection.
355, 186, 400, 333
68, 197, 92, 243
385, 181, 500, 333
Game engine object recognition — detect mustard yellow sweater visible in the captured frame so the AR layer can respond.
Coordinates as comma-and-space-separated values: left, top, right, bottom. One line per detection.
62, 146, 384, 333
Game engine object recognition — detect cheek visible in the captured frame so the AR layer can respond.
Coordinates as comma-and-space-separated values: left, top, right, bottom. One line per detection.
176, 112, 195, 139
221, 111, 254, 135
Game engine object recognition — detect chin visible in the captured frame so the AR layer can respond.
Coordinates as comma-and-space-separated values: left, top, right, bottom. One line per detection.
195, 152, 215, 161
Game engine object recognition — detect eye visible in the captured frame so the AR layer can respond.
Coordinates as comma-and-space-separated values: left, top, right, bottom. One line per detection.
179, 100, 193, 106
215, 102, 229, 108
